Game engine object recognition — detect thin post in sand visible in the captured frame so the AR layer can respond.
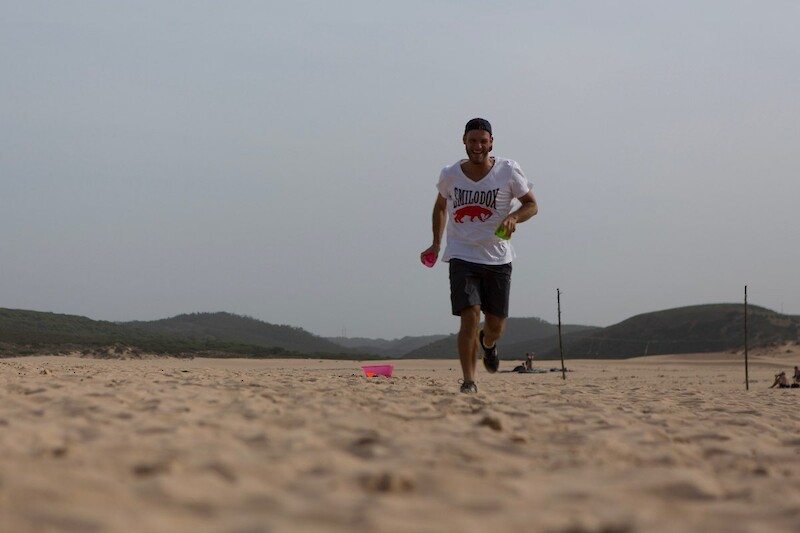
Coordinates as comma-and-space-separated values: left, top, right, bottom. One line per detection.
557, 288, 566, 380
744, 285, 749, 390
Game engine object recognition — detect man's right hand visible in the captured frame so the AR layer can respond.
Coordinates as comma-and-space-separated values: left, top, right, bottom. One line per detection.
420, 245, 439, 266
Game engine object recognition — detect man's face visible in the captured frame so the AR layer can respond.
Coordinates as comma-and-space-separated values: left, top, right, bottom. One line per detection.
463, 129, 493, 164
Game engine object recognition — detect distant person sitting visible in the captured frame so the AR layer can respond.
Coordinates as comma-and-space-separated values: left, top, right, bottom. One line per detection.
512, 352, 536, 373
794, 366, 800, 384
770, 371, 791, 389
525, 352, 535, 371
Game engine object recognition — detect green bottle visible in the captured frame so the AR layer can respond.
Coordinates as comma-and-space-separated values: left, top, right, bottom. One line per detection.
495, 226, 510, 240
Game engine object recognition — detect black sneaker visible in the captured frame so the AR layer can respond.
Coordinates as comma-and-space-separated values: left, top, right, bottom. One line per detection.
479, 329, 499, 373
459, 380, 478, 394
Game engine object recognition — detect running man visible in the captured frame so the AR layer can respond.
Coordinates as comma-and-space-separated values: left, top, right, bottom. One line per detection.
421, 118, 538, 393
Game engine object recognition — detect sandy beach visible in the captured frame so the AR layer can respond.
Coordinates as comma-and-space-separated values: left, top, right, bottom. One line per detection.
2, 350, 800, 533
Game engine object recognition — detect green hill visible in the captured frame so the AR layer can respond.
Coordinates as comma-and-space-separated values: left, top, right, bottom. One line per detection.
401, 317, 598, 359
325, 334, 450, 358
540, 304, 800, 360
125, 312, 352, 355
0, 309, 362, 359
501, 326, 597, 361
0, 308, 132, 347
3, 304, 796, 361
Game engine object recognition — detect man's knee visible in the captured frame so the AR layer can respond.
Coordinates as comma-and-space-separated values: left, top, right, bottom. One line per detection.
459, 306, 481, 328
483, 313, 506, 336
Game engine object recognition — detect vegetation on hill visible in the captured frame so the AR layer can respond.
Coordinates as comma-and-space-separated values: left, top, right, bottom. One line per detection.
125, 312, 352, 355
501, 327, 597, 361
0, 309, 364, 359
2, 303, 795, 361
325, 334, 450, 358
401, 317, 598, 359
540, 304, 800, 360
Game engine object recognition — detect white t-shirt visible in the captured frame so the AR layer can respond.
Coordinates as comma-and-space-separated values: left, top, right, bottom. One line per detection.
436, 157, 531, 265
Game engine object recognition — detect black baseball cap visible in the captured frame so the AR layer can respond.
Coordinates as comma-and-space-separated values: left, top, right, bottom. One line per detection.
464, 118, 492, 136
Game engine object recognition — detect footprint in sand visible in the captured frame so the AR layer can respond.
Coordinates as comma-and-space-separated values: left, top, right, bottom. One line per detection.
359, 471, 414, 493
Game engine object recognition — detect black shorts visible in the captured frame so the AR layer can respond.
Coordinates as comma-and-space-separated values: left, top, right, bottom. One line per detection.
449, 259, 512, 317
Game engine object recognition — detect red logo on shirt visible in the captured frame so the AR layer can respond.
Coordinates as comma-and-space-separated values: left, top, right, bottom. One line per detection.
454, 206, 492, 223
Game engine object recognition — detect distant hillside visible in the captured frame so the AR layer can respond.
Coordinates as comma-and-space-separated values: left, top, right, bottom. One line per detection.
325, 334, 449, 358
502, 326, 598, 360
124, 312, 361, 355
0, 308, 292, 358
0, 309, 361, 359
4, 304, 796, 361
402, 317, 598, 359
0, 308, 132, 347
540, 304, 800, 360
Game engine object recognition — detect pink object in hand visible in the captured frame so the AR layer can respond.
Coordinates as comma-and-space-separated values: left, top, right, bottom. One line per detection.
422, 252, 436, 268
362, 365, 394, 378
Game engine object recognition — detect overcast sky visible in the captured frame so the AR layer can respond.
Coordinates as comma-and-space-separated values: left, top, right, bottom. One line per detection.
2, 1, 798, 339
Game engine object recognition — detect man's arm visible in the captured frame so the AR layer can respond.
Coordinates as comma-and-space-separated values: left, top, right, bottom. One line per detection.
420, 194, 447, 263
498, 191, 538, 238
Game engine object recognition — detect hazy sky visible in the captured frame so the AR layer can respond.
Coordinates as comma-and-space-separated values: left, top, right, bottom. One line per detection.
2, 1, 798, 339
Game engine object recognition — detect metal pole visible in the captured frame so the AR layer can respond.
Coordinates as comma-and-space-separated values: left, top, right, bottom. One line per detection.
744, 285, 749, 390
557, 288, 566, 380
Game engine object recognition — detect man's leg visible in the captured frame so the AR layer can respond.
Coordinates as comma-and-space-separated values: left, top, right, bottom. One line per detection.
478, 261, 512, 373
481, 312, 507, 349
458, 305, 481, 383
